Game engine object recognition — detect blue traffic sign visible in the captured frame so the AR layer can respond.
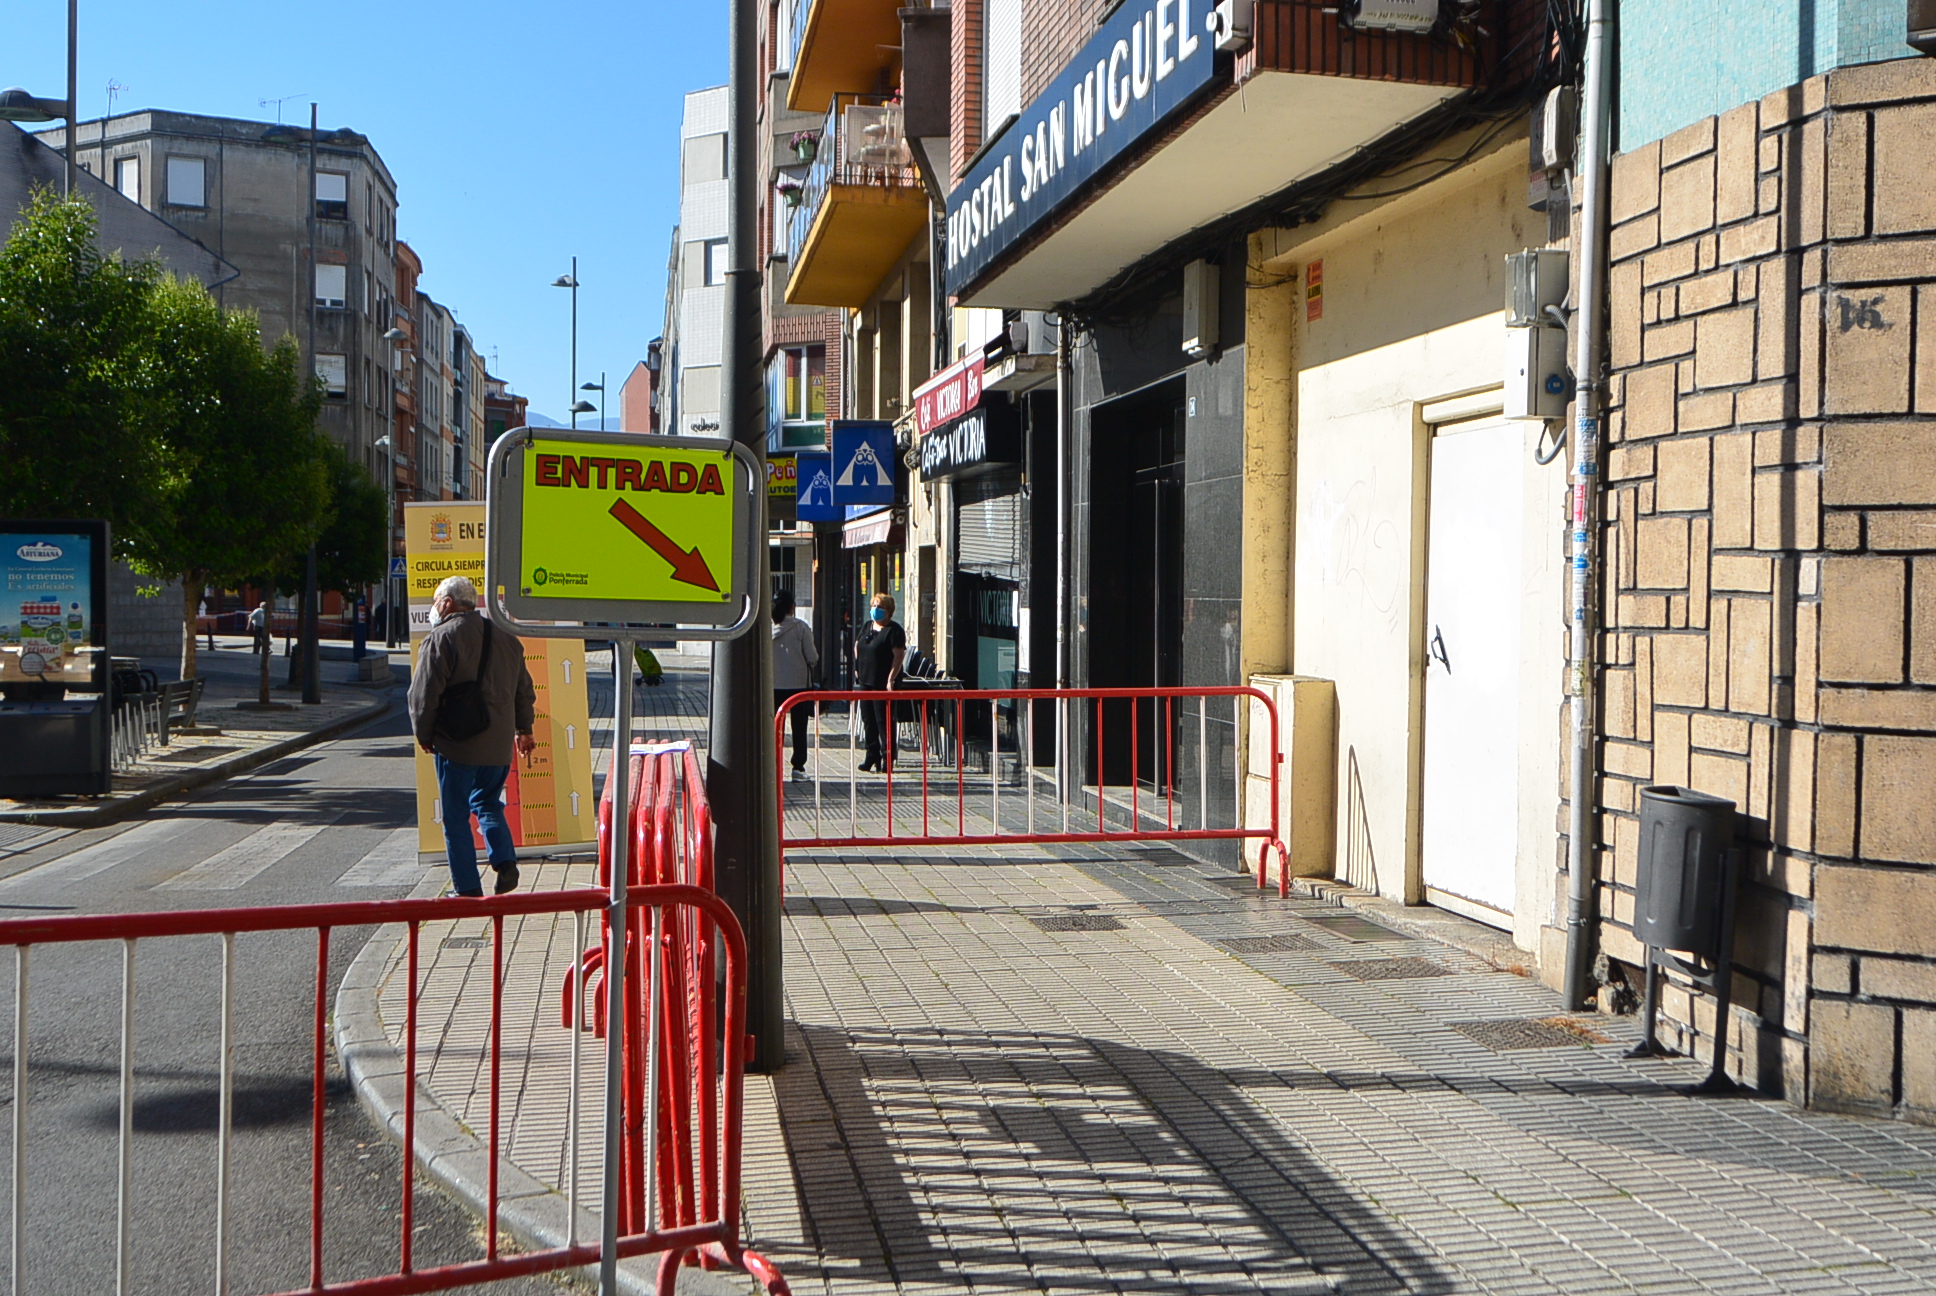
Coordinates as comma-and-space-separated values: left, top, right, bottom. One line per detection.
389, 556, 407, 578
793, 451, 841, 521
831, 421, 895, 506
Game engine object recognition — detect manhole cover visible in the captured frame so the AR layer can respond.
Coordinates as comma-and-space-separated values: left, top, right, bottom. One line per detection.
1324, 958, 1449, 981
441, 936, 489, 950
149, 745, 243, 763
1302, 913, 1407, 942
1450, 1018, 1601, 1051
1220, 934, 1320, 954
1027, 914, 1125, 932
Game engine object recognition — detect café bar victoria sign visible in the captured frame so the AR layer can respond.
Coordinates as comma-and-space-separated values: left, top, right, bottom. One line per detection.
944, 0, 1222, 297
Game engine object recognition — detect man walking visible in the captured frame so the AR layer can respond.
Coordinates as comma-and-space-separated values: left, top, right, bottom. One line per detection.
248, 601, 271, 656
407, 576, 537, 897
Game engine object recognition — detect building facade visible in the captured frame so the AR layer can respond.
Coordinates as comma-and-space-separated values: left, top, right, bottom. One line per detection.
666, 87, 731, 439
49, 111, 400, 478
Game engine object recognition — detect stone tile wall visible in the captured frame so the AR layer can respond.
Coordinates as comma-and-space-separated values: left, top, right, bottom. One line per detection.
1593, 56, 1936, 1125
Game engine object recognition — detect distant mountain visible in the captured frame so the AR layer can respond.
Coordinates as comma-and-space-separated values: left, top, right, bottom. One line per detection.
522, 412, 623, 432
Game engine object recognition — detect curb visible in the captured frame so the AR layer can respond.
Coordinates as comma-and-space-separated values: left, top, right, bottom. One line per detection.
0, 691, 397, 828
335, 924, 755, 1296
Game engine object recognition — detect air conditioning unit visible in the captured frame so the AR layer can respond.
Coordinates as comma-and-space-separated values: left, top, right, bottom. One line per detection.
1914, 0, 1936, 54
1181, 260, 1220, 359
1349, 0, 1438, 33
1207, 0, 1253, 52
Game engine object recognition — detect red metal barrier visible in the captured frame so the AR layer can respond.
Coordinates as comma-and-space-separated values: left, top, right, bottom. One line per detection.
776, 686, 1291, 895
0, 875, 784, 1294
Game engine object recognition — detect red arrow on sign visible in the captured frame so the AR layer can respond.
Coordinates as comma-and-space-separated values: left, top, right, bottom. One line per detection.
608, 498, 720, 592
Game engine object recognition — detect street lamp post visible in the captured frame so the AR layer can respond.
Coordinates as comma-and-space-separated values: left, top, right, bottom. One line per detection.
382, 325, 411, 648
0, 0, 80, 197
581, 374, 606, 431
552, 260, 580, 428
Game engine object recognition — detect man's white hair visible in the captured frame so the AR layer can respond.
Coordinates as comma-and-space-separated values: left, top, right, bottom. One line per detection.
434, 575, 478, 609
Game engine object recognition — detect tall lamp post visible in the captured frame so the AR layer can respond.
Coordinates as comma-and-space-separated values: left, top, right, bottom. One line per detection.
552, 259, 581, 428
382, 325, 411, 648
0, 0, 80, 197
581, 374, 606, 430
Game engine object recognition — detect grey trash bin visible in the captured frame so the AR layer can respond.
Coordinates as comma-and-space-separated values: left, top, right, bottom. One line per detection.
1634, 784, 1736, 959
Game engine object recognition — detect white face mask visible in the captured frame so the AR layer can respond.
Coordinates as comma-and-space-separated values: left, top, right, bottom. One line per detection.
429, 603, 447, 627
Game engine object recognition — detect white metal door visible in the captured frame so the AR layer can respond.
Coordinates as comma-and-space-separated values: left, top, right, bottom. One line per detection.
1420, 419, 1523, 923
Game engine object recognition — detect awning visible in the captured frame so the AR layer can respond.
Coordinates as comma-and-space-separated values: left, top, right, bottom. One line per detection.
841, 510, 900, 549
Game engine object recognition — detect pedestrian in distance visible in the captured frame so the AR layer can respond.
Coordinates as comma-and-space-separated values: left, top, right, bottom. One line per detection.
247, 601, 271, 656
406, 575, 537, 898
772, 589, 818, 778
853, 592, 904, 774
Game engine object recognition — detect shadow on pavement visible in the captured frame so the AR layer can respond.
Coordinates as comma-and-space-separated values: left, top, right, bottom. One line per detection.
766, 1021, 1455, 1295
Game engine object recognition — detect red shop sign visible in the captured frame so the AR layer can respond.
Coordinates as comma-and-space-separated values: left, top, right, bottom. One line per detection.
911, 353, 985, 438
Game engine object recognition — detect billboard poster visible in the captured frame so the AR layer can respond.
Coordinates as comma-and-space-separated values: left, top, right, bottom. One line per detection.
405, 502, 597, 857
0, 527, 104, 691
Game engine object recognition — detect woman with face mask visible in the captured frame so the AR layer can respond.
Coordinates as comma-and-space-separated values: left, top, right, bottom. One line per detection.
852, 592, 904, 773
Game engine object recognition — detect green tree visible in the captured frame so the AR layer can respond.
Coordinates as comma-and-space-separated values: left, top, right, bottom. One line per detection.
124, 275, 332, 683
0, 191, 167, 545
288, 450, 389, 600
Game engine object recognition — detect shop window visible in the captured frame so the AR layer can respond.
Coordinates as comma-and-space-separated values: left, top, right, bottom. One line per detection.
166, 156, 205, 208
315, 171, 349, 220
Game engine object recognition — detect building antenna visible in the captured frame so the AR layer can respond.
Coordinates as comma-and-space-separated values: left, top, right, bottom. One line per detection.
258, 93, 306, 125
105, 79, 128, 122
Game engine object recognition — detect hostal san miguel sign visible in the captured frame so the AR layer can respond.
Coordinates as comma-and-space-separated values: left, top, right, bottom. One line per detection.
943, 0, 1221, 297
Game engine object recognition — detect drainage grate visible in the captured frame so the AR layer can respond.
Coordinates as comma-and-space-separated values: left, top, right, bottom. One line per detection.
1450, 1018, 1601, 1051
442, 936, 489, 950
1324, 957, 1449, 981
1220, 934, 1321, 955
1302, 913, 1408, 942
1027, 914, 1126, 932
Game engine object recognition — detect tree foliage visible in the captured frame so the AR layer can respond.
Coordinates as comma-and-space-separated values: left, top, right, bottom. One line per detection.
0, 191, 167, 547
277, 449, 389, 598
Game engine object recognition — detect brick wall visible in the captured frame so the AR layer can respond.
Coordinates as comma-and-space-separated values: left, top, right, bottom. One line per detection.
951, 0, 986, 178
1591, 56, 1936, 1125
1020, 0, 1104, 104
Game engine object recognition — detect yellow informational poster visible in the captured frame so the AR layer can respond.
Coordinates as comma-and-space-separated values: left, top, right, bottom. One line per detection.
405, 501, 597, 857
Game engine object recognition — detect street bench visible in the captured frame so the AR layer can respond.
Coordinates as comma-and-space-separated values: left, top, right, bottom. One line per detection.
158, 677, 206, 743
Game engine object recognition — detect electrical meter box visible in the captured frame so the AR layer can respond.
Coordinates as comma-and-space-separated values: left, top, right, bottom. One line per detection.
1505, 324, 1570, 420
1505, 249, 1570, 327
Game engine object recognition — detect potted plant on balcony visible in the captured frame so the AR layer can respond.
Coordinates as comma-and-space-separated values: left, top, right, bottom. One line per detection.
777, 178, 804, 208
789, 131, 819, 163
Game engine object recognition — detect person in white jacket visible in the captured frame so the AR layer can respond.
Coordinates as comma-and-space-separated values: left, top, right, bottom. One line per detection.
772, 589, 819, 777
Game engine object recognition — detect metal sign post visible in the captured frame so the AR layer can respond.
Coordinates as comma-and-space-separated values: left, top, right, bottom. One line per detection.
483, 426, 760, 1293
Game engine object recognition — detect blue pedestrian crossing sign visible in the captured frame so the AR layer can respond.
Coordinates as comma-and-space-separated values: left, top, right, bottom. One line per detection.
831, 421, 895, 505
389, 556, 407, 578
794, 450, 840, 521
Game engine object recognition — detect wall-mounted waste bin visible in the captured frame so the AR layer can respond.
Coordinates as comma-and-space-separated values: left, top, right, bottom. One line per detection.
1634, 784, 1736, 959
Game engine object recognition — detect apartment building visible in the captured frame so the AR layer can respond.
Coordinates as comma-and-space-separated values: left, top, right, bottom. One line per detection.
46, 111, 400, 478
664, 87, 730, 439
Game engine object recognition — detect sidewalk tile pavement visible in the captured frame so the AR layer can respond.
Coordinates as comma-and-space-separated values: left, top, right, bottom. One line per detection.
357, 669, 1936, 1295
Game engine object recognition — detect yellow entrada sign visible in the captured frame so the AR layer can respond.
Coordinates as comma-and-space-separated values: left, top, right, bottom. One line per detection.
519, 438, 736, 604
487, 427, 758, 639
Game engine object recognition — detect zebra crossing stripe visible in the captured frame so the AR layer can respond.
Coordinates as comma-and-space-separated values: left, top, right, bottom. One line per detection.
158, 815, 342, 891
0, 820, 179, 890
334, 827, 426, 887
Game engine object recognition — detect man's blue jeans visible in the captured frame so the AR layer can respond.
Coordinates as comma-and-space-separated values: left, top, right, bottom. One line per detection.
435, 755, 515, 895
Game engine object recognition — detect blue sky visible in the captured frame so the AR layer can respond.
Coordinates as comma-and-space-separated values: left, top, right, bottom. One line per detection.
10, 0, 724, 424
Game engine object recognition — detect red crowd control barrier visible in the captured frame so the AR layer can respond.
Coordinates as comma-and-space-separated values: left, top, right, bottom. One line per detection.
776, 686, 1291, 894
0, 799, 785, 1294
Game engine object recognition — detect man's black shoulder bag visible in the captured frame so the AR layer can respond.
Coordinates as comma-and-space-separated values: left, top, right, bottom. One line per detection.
435, 619, 494, 741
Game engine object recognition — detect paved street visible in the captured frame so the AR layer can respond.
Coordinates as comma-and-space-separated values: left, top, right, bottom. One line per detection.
0, 689, 569, 1295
